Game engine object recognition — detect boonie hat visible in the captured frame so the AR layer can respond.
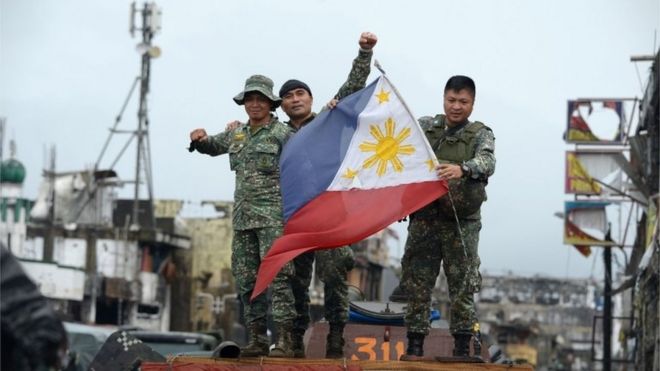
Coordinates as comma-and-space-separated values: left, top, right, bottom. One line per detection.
233, 75, 282, 108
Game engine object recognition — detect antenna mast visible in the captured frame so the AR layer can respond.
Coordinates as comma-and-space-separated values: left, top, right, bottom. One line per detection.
129, 2, 162, 229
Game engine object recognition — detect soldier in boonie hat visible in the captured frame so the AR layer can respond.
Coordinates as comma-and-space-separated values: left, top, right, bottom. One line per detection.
189, 73, 295, 359
233, 74, 282, 109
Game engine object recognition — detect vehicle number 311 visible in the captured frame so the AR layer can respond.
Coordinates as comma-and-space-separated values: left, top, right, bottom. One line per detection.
349, 337, 405, 361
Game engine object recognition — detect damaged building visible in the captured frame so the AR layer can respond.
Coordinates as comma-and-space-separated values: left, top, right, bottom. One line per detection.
477, 274, 603, 369
0, 152, 190, 331
626, 50, 659, 371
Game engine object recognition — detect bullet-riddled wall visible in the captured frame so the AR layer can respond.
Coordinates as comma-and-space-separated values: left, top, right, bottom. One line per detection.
180, 201, 235, 333
186, 215, 233, 289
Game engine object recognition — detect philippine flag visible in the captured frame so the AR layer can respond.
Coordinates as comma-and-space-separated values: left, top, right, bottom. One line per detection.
251, 75, 448, 300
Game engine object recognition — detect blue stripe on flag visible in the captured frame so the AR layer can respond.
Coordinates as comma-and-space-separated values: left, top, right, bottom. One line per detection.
280, 78, 380, 221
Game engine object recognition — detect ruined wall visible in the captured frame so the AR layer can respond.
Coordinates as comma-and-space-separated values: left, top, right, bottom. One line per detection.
176, 201, 235, 333
635, 247, 658, 371
476, 274, 601, 368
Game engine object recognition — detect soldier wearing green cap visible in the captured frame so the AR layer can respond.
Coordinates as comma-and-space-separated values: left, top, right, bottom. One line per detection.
190, 74, 296, 358
224, 32, 378, 359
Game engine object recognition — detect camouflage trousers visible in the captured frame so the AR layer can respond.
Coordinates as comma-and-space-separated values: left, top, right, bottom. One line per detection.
292, 246, 354, 334
401, 217, 482, 335
232, 227, 296, 327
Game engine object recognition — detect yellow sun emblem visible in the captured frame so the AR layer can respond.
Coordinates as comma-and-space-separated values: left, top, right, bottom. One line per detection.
359, 118, 416, 176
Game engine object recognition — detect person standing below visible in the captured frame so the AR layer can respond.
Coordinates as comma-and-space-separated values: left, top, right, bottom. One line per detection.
399, 75, 495, 360
189, 75, 297, 358
277, 31, 377, 359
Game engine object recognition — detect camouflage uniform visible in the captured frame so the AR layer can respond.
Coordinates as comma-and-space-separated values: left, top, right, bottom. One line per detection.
287, 48, 372, 343
194, 115, 296, 331
332, 48, 374, 101
401, 114, 495, 336
291, 245, 354, 335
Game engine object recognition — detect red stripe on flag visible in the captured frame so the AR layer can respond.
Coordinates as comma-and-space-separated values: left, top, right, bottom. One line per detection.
250, 180, 447, 300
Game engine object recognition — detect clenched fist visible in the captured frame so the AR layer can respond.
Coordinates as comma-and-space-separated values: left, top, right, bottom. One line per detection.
190, 128, 208, 142
359, 32, 378, 50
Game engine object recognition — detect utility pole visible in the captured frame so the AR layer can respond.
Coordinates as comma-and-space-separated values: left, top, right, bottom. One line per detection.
0, 118, 5, 190
43, 145, 56, 263
603, 247, 612, 371
129, 2, 161, 230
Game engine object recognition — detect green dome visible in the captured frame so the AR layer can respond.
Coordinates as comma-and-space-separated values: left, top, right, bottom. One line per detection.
1, 159, 26, 184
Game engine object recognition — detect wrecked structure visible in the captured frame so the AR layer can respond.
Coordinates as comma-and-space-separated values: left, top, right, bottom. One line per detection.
559, 48, 659, 371
477, 274, 602, 369
0, 153, 190, 330
346, 227, 400, 302
628, 50, 659, 371
167, 200, 241, 340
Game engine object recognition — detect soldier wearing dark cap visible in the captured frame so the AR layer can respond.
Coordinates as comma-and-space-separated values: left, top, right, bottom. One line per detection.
278, 32, 378, 358
189, 75, 297, 358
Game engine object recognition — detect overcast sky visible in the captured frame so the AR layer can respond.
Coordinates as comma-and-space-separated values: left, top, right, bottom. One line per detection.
1, 0, 658, 279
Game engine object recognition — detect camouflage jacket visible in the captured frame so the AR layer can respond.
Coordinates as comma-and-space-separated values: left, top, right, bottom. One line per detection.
416, 114, 496, 220
419, 114, 496, 181
335, 48, 373, 101
195, 115, 292, 230
285, 48, 373, 132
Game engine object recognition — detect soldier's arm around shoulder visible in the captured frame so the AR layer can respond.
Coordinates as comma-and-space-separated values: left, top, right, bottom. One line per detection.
273, 121, 294, 148
466, 124, 496, 179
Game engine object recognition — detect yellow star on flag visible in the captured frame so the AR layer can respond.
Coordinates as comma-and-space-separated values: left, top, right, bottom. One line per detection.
375, 89, 390, 104
426, 159, 437, 172
342, 167, 359, 180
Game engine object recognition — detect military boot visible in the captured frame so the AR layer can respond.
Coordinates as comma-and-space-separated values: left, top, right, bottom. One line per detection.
291, 329, 306, 358
399, 332, 425, 361
452, 332, 472, 357
240, 323, 269, 357
269, 323, 295, 358
325, 323, 345, 358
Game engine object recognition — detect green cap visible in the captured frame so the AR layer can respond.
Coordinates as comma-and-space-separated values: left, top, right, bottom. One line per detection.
233, 74, 281, 108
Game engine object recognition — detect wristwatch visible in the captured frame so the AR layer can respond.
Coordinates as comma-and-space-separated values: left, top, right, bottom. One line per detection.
460, 163, 471, 178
